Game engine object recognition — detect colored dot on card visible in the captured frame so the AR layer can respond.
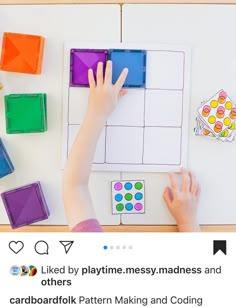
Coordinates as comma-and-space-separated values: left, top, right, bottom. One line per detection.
125, 203, 133, 211
203, 129, 210, 135
125, 193, 133, 201
135, 192, 143, 200
134, 203, 143, 211
217, 106, 225, 113
219, 91, 227, 98
203, 105, 211, 112
230, 108, 236, 119
115, 194, 123, 202
116, 203, 124, 211
210, 100, 218, 108
135, 182, 143, 190
124, 182, 133, 190
222, 130, 229, 137
208, 116, 216, 124
229, 123, 236, 130
224, 117, 231, 126
0, 84, 3, 91
225, 101, 233, 110
218, 96, 225, 104
114, 182, 122, 191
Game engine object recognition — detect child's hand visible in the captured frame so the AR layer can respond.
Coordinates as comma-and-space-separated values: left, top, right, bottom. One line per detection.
163, 169, 201, 232
87, 61, 128, 121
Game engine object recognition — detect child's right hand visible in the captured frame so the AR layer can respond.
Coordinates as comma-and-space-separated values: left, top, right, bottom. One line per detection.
87, 60, 128, 122
163, 169, 201, 232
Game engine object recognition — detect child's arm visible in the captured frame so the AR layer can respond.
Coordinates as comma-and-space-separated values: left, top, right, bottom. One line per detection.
63, 61, 128, 230
163, 169, 201, 232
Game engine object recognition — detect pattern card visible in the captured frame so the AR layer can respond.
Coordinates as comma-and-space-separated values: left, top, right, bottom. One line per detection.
111, 180, 145, 214
197, 90, 236, 141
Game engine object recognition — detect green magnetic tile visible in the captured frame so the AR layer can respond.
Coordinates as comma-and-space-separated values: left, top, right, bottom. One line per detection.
4, 94, 47, 134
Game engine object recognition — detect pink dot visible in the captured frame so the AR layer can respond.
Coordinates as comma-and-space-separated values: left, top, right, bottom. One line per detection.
114, 182, 122, 191
134, 203, 143, 211
203, 105, 211, 112
217, 106, 225, 113
215, 121, 223, 128
219, 91, 227, 98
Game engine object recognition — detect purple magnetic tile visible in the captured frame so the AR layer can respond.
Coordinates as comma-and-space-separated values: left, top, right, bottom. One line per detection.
1, 182, 49, 229
70, 49, 108, 86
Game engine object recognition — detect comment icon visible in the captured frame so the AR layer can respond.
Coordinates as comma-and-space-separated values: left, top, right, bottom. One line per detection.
34, 241, 49, 255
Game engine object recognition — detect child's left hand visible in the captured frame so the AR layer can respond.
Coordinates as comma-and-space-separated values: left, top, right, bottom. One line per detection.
87, 61, 128, 121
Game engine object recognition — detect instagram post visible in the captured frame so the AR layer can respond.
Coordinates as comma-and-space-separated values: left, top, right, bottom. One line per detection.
0, 1, 235, 307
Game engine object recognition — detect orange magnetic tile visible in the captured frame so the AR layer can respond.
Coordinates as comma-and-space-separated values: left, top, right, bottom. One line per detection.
0, 32, 45, 74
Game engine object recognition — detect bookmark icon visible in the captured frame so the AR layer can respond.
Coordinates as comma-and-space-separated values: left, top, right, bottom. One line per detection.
59, 241, 74, 254
213, 240, 227, 255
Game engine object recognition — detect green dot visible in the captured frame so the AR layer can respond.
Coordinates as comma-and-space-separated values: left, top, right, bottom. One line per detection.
125, 193, 133, 201
116, 203, 124, 211
135, 182, 143, 190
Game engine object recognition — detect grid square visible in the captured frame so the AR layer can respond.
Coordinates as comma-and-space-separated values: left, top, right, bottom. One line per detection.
68, 125, 106, 163
146, 51, 184, 89
0, 139, 14, 178
0, 32, 45, 74
143, 127, 181, 164
1, 182, 49, 229
106, 126, 143, 164
108, 49, 146, 88
70, 49, 108, 86
4, 93, 47, 134
111, 180, 145, 214
69, 87, 89, 124
107, 89, 145, 126
145, 90, 183, 126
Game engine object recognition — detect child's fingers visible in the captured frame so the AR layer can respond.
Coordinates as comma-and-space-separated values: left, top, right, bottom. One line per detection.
163, 187, 173, 209
96, 62, 104, 86
88, 69, 96, 88
189, 171, 198, 195
114, 68, 128, 91
181, 168, 190, 192
169, 172, 178, 193
118, 89, 128, 99
104, 60, 112, 85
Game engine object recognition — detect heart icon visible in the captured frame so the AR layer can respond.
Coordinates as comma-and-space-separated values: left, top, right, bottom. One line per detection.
9, 241, 24, 254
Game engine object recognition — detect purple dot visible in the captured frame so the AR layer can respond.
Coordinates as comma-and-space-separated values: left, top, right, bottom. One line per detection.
114, 182, 123, 190
134, 203, 143, 211
114, 182, 122, 191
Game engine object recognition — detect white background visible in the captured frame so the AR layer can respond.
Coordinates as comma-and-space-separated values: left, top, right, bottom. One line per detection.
0, 233, 234, 307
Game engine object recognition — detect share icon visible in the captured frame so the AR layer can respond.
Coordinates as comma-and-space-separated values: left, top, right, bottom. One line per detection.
59, 241, 74, 254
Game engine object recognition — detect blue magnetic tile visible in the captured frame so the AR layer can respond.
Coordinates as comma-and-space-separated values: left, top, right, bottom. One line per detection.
108, 49, 146, 88
0, 139, 14, 178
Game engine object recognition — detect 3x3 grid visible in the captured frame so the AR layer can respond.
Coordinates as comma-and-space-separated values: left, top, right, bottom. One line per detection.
68, 47, 185, 167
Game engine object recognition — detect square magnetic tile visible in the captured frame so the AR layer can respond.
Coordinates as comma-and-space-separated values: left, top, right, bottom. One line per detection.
0, 32, 45, 74
143, 127, 181, 164
4, 93, 47, 134
107, 89, 145, 126
68, 125, 106, 163
70, 49, 108, 86
108, 49, 146, 88
106, 126, 143, 164
112, 180, 145, 214
68, 87, 89, 124
146, 51, 184, 89
1, 182, 49, 229
145, 90, 183, 126
0, 139, 14, 178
